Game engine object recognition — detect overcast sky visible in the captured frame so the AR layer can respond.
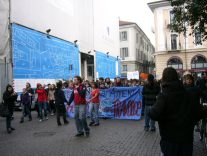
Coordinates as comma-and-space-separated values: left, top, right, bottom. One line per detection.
109, 0, 158, 46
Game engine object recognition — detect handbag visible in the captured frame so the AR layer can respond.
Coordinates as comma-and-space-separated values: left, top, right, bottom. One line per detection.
0, 102, 9, 117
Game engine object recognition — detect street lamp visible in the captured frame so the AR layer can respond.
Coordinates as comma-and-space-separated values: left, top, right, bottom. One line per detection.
106, 52, 109, 58
46, 29, 51, 39
74, 40, 78, 47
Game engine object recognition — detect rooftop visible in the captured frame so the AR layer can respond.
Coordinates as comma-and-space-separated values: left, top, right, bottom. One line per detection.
119, 20, 136, 26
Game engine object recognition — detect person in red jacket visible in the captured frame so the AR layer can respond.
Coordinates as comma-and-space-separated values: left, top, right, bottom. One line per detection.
68, 76, 90, 137
89, 82, 100, 126
36, 83, 48, 122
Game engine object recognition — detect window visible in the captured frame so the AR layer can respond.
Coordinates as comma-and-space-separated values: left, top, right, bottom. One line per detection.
136, 49, 139, 59
195, 29, 202, 45
120, 47, 129, 59
122, 65, 127, 71
136, 33, 139, 43
191, 55, 207, 69
120, 31, 127, 41
107, 27, 110, 36
171, 34, 178, 50
170, 10, 174, 24
167, 57, 183, 69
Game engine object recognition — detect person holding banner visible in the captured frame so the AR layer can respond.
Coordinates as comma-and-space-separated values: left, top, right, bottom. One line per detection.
54, 81, 69, 126
89, 82, 100, 126
36, 84, 48, 122
68, 76, 90, 137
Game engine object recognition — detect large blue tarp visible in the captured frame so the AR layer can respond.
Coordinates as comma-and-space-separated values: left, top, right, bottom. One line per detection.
65, 87, 143, 120
96, 51, 121, 79
12, 24, 80, 79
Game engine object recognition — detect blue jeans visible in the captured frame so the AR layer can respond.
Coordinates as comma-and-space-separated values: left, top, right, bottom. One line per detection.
74, 105, 89, 133
21, 104, 32, 120
144, 106, 155, 130
38, 102, 47, 119
89, 103, 99, 124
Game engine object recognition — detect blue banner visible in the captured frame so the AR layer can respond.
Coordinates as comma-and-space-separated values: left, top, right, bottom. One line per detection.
12, 23, 80, 79
96, 51, 121, 79
65, 87, 143, 120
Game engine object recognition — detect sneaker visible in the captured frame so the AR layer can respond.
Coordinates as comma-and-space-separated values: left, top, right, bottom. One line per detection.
94, 123, 100, 126
89, 121, 95, 126
45, 117, 49, 120
7, 128, 12, 134
64, 120, 69, 125
144, 128, 149, 132
85, 131, 90, 137
10, 127, 15, 131
75, 132, 84, 137
39, 119, 42, 122
57, 123, 62, 126
50, 113, 54, 116
20, 120, 24, 123
150, 128, 156, 132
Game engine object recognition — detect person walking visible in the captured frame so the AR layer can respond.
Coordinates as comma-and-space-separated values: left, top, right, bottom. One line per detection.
48, 84, 56, 116
36, 84, 48, 122
89, 82, 100, 126
3, 84, 18, 134
149, 67, 207, 156
68, 76, 90, 137
54, 81, 69, 126
20, 88, 32, 123
143, 74, 160, 132
26, 82, 34, 113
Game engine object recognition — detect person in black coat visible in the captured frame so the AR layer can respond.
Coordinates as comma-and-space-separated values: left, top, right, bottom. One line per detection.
149, 67, 207, 156
54, 81, 69, 126
143, 74, 160, 132
184, 74, 202, 132
3, 84, 18, 134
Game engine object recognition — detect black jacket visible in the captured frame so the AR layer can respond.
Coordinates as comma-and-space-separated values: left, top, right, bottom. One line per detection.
143, 82, 160, 106
184, 84, 201, 104
54, 89, 67, 107
149, 81, 206, 143
3, 91, 18, 111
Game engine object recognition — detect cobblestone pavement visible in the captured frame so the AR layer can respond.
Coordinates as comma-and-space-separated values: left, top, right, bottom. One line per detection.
0, 112, 206, 156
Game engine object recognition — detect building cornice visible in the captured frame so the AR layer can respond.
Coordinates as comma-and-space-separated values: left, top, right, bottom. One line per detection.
154, 48, 207, 56
148, 0, 170, 12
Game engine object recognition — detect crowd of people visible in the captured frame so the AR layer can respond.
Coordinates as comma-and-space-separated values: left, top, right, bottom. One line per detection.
2, 67, 207, 156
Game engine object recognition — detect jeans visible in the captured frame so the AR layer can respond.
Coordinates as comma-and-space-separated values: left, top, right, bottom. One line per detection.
6, 109, 13, 129
160, 139, 193, 156
74, 105, 90, 133
89, 103, 99, 124
38, 102, 47, 119
21, 104, 32, 121
144, 106, 155, 130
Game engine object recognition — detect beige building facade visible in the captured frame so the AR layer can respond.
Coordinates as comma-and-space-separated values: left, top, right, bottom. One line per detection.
119, 21, 155, 77
148, 0, 207, 79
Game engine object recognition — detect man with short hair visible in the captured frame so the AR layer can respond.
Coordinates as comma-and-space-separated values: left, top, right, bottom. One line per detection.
68, 76, 90, 137
143, 74, 160, 132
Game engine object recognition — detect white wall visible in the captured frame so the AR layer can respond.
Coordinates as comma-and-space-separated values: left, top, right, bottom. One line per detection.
11, 0, 94, 53
11, 0, 119, 57
93, 0, 119, 58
